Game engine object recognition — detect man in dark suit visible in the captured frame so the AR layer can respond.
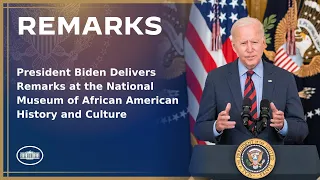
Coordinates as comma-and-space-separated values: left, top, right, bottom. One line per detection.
194, 17, 308, 145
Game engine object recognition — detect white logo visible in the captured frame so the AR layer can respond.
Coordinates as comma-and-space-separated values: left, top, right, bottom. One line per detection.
16, 146, 44, 165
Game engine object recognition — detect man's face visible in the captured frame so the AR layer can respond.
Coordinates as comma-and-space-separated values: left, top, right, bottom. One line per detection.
232, 23, 267, 69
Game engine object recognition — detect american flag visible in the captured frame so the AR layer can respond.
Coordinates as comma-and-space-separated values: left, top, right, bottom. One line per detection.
274, 47, 300, 73
184, 0, 248, 145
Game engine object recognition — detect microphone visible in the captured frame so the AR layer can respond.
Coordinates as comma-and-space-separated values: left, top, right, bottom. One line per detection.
241, 97, 252, 126
259, 99, 270, 130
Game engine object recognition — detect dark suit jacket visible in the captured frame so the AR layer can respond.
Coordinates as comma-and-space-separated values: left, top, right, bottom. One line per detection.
194, 59, 308, 145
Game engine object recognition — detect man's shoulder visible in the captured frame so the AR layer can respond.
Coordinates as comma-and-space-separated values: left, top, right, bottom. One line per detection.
207, 61, 234, 76
265, 61, 293, 78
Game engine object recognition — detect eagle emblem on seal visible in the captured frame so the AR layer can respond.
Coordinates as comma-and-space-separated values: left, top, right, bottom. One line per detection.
264, 0, 320, 78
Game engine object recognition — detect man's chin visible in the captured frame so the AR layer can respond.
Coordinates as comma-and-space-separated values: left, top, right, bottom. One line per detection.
245, 62, 259, 69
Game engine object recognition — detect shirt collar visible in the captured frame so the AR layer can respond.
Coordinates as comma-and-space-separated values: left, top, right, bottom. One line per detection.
238, 59, 263, 78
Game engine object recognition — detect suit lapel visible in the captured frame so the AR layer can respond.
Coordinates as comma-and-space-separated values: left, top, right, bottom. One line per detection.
262, 60, 275, 101
227, 59, 275, 136
227, 60, 252, 136
227, 60, 243, 113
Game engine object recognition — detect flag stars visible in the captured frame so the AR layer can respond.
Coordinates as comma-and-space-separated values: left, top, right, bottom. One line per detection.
307, 111, 314, 119
199, 0, 207, 5
180, 110, 187, 118
166, 89, 179, 97
229, 0, 239, 9
161, 117, 167, 124
160, 109, 188, 124
208, 0, 217, 6
207, 10, 215, 21
229, 12, 238, 23
219, 12, 227, 23
220, 27, 226, 36
305, 108, 320, 120
173, 114, 179, 121
241, 0, 247, 9
219, 0, 227, 8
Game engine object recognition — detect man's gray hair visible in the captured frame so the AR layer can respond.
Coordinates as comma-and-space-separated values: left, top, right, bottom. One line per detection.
230, 17, 265, 39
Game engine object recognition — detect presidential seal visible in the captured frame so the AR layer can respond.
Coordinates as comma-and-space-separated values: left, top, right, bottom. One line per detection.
235, 138, 276, 179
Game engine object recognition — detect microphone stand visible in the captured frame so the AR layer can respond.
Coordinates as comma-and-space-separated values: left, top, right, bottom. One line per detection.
252, 118, 258, 137
252, 118, 267, 137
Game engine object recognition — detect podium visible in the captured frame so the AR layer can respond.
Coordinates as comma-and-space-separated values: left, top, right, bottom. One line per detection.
189, 145, 320, 180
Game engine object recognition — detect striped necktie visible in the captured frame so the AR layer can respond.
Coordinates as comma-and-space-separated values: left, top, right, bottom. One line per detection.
244, 70, 257, 130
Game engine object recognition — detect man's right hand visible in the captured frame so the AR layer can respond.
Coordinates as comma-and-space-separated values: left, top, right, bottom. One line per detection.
215, 103, 236, 132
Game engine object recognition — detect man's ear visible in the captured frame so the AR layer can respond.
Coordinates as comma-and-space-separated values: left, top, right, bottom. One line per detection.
231, 38, 238, 55
231, 43, 236, 52
262, 37, 267, 49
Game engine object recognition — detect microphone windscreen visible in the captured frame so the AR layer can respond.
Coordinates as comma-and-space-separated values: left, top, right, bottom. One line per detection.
243, 97, 252, 107
260, 99, 270, 109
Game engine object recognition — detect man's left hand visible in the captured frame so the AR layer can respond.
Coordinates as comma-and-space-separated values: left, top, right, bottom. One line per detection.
270, 102, 284, 130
